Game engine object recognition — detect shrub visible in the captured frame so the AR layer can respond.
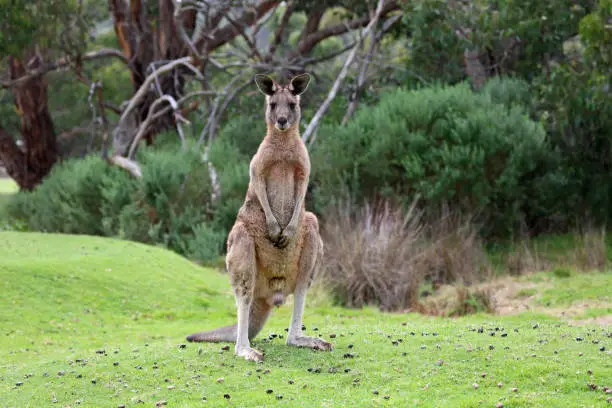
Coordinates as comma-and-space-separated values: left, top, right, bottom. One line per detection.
6, 155, 132, 235
6, 143, 225, 261
481, 76, 533, 112
311, 81, 554, 237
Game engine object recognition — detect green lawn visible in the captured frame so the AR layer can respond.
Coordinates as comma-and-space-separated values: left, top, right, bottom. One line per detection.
0, 177, 18, 194
0, 232, 610, 407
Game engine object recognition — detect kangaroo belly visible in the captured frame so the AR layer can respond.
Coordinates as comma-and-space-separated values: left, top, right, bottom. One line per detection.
266, 164, 295, 228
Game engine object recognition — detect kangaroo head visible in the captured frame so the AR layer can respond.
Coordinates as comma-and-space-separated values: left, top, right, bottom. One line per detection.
254, 73, 311, 132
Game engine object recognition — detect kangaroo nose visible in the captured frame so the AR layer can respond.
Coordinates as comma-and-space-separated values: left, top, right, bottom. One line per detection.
277, 117, 287, 126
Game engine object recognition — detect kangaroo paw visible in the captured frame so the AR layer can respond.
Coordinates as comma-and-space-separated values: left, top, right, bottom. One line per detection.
235, 346, 264, 362
287, 336, 333, 351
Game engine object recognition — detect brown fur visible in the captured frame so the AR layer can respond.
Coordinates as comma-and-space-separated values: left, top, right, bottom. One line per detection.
187, 74, 332, 361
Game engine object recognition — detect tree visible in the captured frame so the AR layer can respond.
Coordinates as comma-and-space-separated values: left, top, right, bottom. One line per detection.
1, 0, 402, 188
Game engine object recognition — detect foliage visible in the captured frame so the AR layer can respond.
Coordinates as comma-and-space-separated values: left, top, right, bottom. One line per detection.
401, 0, 593, 83
6, 145, 226, 263
0, 0, 107, 58
311, 81, 554, 236
532, 0, 612, 225
1, 231, 611, 406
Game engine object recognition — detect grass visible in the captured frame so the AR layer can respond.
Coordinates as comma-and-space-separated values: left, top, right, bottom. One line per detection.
0, 177, 18, 194
1, 232, 611, 407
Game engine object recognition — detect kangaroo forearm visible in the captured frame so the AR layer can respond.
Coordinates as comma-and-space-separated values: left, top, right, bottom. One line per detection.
288, 180, 308, 226
254, 179, 276, 222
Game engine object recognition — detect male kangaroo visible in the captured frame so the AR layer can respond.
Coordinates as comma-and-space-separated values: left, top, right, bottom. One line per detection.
186, 73, 332, 362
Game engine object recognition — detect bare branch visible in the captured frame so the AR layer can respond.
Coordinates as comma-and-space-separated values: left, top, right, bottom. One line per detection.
117, 57, 202, 128
302, 0, 388, 145
268, 1, 295, 58
342, 15, 401, 124
1, 49, 128, 89
196, 0, 280, 52
293, 1, 399, 57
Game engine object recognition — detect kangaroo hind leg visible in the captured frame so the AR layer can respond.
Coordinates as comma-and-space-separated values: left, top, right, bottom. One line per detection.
286, 213, 332, 351
227, 222, 264, 362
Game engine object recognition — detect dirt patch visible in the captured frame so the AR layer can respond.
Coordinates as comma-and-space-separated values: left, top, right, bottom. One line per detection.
568, 315, 612, 326
419, 275, 611, 326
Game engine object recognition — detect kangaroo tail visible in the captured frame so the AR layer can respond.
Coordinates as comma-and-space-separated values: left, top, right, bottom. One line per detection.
186, 298, 272, 343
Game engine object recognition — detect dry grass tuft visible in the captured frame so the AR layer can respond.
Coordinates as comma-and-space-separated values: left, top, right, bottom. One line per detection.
319, 200, 490, 312
572, 225, 607, 272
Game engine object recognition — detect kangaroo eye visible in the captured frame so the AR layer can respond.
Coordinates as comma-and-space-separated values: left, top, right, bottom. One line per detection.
269, 103, 276, 110
289, 103, 296, 110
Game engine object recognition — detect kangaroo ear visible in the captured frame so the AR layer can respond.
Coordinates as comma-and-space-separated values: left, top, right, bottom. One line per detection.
289, 73, 311, 96
254, 74, 277, 96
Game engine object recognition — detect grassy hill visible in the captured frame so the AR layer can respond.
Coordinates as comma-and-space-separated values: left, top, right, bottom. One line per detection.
0, 231, 610, 407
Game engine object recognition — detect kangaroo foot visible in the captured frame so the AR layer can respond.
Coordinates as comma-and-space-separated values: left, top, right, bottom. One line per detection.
235, 346, 264, 362
287, 336, 333, 351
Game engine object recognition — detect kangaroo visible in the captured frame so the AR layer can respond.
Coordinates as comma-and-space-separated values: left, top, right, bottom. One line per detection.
186, 73, 332, 362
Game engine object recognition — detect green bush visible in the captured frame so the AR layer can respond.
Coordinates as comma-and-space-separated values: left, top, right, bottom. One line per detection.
7, 156, 131, 235
311, 81, 555, 236
481, 76, 533, 113
6, 144, 226, 262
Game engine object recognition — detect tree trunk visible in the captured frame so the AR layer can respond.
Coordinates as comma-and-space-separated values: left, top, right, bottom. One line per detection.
0, 55, 58, 190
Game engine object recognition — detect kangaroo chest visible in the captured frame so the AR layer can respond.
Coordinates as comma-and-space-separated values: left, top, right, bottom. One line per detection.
265, 161, 300, 228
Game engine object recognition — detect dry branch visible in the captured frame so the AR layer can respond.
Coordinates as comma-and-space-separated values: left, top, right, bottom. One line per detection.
0, 48, 128, 89
302, 0, 388, 145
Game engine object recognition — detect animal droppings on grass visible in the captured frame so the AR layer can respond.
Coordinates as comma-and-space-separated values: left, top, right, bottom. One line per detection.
330, 333, 337, 338
113, 361, 119, 366
276, 395, 283, 400
57, 371, 65, 376
288, 380, 294, 384
373, 390, 379, 395
266, 389, 273, 394
384, 396, 390, 400
91, 378, 97, 384
216, 377, 224, 383
576, 337, 584, 341
178, 344, 186, 349
496, 402, 504, 408
501, 333, 508, 337
473, 383, 479, 389
511, 387, 518, 392
264, 369, 271, 374
478, 327, 484, 333
481, 372, 487, 378
600, 346, 606, 351
223, 394, 231, 399
96, 349, 106, 355
343, 353, 355, 359
15, 381, 23, 387
533, 323, 539, 329
497, 382, 503, 388
344, 368, 351, 373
